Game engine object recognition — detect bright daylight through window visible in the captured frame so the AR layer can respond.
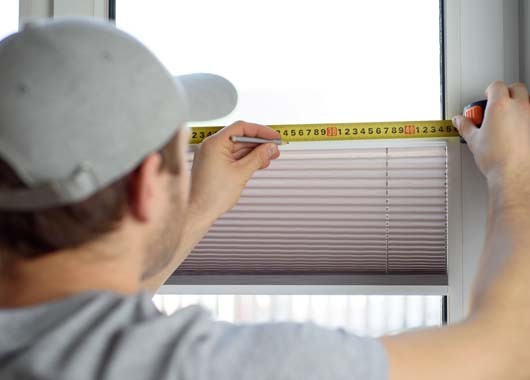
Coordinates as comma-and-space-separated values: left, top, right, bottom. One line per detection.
116, 0, 445, 334
0, 1, 18, 41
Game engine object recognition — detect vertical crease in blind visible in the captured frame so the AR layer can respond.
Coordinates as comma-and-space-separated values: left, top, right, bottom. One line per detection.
175, 144, 449, 279
385, 147, 389, 274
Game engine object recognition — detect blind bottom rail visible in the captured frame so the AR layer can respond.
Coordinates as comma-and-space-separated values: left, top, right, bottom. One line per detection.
167, 273, 448, 286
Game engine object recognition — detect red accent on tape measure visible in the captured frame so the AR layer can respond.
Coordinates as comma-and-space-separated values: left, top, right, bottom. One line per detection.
464, 105, 484, 126
404, 125, 416, 135
326, 127, 338, 136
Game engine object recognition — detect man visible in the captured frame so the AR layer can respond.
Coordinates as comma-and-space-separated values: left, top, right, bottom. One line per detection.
0, 18, 529, 380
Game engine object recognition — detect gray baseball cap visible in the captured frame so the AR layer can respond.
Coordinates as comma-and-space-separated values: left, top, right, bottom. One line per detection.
0, 18, 237, 211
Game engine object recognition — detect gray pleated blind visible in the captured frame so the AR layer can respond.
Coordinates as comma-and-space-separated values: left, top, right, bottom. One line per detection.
172, 144, 448, 286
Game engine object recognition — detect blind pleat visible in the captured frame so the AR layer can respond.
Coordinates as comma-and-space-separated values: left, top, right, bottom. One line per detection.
173, 144, 448, 284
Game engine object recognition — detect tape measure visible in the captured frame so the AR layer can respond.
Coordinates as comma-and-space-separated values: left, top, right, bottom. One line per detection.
189, 101, 487, 145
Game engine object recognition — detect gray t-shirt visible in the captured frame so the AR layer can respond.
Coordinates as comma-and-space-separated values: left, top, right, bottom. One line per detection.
0, 291, 388, 380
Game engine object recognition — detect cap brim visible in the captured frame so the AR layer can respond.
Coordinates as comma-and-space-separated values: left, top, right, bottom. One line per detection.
175, 73, 238, 122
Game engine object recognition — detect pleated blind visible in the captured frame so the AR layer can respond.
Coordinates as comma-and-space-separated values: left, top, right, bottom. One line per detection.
172, 143, 448, 286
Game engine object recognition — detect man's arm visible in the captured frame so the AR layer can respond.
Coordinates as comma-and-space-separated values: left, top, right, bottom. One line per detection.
383, 81, 530, 379
142, 121, 281, 292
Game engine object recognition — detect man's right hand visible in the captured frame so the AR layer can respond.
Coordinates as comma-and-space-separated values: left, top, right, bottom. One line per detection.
143, 121, 280, 292
453, 81, 530, 193
188, 120, 281, 223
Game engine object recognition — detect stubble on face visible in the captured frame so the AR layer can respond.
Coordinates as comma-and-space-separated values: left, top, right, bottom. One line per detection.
141, 178, 184, 281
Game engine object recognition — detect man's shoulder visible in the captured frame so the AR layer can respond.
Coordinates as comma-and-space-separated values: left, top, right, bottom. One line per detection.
0, 291, 215, 380
0, 292, 388, 380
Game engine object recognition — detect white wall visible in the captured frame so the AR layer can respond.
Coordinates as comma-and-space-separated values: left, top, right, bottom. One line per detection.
19, 0, 52, 24
19, 0, 107, 23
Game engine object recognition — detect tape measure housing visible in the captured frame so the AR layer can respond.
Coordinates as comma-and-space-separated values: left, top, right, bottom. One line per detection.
189, 120, 458, 145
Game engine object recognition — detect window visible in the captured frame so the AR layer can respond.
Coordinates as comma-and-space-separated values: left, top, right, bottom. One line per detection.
154, 294, 442, 337
116, 0, 446, 332
12, 0, 523, 325
115, 0, 441, 125
0, 1, 18, 41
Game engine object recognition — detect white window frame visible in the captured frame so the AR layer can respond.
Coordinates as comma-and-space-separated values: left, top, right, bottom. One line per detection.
16, 0, 528, 324
19, 0, 108, 23
445, 0, 521, 323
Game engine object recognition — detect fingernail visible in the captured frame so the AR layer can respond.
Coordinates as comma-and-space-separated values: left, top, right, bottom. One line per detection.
267, 144, 277, 158
452, 116, 459, 128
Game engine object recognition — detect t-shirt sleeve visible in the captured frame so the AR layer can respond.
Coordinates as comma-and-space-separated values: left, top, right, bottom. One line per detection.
70, 299, 387, 380
189, 321, 388, 380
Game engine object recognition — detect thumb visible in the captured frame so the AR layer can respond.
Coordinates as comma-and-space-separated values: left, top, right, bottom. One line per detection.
453, 115, 479, 144
236, 143, 278, 176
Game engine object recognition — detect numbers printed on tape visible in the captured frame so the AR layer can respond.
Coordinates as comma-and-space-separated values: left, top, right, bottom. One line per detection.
189, 120, 459, 145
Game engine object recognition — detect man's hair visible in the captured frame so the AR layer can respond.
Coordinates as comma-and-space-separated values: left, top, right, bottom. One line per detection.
0, 133, 182, 258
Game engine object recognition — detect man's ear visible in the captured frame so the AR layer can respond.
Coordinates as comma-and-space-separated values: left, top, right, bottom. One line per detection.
129, 153, 164, 223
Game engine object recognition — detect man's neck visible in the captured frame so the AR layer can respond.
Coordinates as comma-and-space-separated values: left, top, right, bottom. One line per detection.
0, 242, 143, 308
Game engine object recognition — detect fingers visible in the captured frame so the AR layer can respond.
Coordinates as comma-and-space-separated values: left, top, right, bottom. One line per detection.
486, 81, 510, 103
235, 143, 279, 174
233, 147, 253, 160
508, 82, 530, 101
233, 140, 281, 162
218, 121, 281, 141
232, 142, 259, 153
453, 115, 479, 145
486, 81, 530, 102
233, 144, 282, 161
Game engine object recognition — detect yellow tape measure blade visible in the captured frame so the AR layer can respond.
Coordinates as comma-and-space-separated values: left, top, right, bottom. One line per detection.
189, 120, 458, 145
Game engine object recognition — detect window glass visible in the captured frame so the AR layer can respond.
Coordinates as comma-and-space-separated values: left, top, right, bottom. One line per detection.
116, 0, 441, 126
0, 1, 19, 41
153, 294, 442, 337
